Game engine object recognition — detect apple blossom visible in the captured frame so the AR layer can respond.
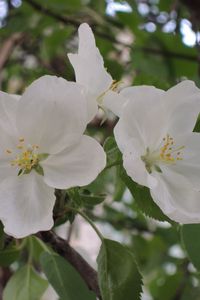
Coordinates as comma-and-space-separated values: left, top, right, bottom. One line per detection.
0, 75, 106, 238
113, 80, 200, 223
68, 23, 115, 121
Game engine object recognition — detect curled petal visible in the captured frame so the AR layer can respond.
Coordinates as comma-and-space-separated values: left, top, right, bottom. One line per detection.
68, 23, 112, 121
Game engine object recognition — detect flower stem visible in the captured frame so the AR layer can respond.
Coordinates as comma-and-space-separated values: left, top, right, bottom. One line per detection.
104, 159, 122, 170
68, 207, 104, 242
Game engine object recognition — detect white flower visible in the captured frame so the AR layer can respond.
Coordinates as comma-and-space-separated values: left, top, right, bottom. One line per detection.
113, 80, 200, 223
68, 23, 113, 121
0, 75, 106, 238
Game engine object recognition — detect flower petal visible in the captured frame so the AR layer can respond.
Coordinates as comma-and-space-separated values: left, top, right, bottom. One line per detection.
169, 132, 200, 190
166, 80, 200, 135
114, 86, 165, 151
151, 168, 200, 224
103, 90, 128, 116
0, 91, 19, 138
68, 23, 112, 99
123, 139, 158, 188
83, 91, 98, 123
16, 75, 87, 154
41, 135, 106, 189
0, 172, 55, 238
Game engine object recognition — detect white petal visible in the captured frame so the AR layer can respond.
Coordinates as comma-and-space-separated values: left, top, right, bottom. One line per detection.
16, 76, 87, 154
0, 91, 19, 139
41, 135, 106, 189
0, 172, 55, 238
0, 158, 17, 181
114, 86, 165, 152
166, 80, 200, 135
123, 141, 158, 189
103, 90, 128, 116
151, 168, 200, 224
83, 90, 98, 123
169, 132, 200, 190
68, 23, 112, 99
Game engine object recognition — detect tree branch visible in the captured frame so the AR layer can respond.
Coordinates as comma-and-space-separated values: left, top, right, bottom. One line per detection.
23, 0, 84, 27
38, 231, 102, 299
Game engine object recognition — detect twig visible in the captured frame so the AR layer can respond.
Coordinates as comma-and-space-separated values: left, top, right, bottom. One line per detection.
38, 231, 102, 299
0, 33, 25, 71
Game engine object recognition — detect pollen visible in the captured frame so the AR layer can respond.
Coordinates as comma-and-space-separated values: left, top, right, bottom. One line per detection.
5, 138, 41, 175
159, 134, 184, 164
10, 147, 39, 172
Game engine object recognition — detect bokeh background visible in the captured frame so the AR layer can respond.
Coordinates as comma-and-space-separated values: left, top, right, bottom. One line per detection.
1, 1, 200, 299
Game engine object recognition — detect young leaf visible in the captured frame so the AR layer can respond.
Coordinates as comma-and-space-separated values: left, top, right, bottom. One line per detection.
40, 252, 96, 300
97, 239, 143, 300
80, 191, 106, 207
181, 224, 200, 271
120, 166, 172, 222
3, 265, 48, 300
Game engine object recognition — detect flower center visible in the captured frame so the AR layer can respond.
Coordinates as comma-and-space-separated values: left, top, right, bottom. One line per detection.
141, 134, 185, 174
6, 138, 48, 176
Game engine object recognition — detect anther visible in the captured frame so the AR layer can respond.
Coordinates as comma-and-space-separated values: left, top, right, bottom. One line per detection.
6, 149, 12, 154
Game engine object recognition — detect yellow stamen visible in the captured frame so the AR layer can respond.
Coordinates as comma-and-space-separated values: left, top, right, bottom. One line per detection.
159, 134, 185, 164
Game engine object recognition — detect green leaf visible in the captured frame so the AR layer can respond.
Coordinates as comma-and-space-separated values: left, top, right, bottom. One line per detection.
120, 166, 171, 222
0, 246, 20, 267
181, 224, 200, 270
97, 239, 143, 300
40, 252, 96, 300
80, 190, 106, 207
3, 265, 48, 300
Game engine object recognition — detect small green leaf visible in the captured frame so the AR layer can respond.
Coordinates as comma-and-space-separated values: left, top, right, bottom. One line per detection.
181, 224, 200, 270
40, 252, 96, 300
120, 166, 171, 222
3, 265, 48, 300
97, 239, 143, 300
34, 164, 44, 176
80, 191, 106, 207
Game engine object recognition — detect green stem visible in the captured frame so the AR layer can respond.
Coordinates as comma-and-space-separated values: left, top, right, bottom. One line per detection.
104, 160, 122, 170
27, 237, 33, 264
68, 207, 104, 242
